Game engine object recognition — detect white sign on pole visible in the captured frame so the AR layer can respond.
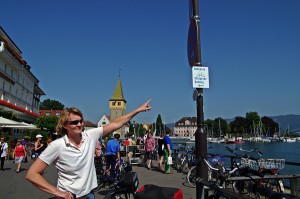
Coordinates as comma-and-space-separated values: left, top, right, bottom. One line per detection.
192, 66, 209, 88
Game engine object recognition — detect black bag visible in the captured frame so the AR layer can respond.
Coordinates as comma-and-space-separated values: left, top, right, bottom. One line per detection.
119, 172, 139, 193
135, 184, 183, 199
31, 152, 38, 160
124, 164, 132, 172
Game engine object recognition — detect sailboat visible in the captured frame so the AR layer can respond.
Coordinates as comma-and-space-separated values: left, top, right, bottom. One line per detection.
282, 125, 296, 142
208, 119, 224, 143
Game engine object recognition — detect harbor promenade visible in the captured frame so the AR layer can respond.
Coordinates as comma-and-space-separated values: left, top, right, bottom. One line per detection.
0, 158, 196, 199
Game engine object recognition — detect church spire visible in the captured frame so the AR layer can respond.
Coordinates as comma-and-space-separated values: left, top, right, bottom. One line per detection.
110, 78, 126, 102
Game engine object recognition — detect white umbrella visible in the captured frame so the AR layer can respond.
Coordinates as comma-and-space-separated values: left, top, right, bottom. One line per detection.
0, 116, 24, 126
2, 124, 39, 130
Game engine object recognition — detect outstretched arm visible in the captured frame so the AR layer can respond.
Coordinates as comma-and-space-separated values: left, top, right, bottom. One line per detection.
103, 99, 152, 137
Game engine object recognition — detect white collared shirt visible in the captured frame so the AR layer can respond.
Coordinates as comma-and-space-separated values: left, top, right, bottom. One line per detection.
39, 127, 103, 197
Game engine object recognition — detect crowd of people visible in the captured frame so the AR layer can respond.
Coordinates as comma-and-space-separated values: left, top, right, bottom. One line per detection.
0, 134, 52, 173
25, 100, 152, 199
1, 99, 176, 199
93, 129, 174, 175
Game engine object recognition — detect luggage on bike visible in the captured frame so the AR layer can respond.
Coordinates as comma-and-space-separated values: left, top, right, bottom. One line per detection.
135, 184, 183, 199
119, 171, 139, 193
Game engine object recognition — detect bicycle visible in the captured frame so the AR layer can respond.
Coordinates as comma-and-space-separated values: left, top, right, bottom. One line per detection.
225, 146, 286, 195
103, 171, 139, 199
93, 157, 128, 192
176, 145, 195, 174
187, 156, 253, 199
187, 153, 239, 189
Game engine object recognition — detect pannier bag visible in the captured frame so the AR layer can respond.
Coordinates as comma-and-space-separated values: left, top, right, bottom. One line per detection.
135, 184, 183, 199
119, 172, 139, 193
124, 164, 132, 172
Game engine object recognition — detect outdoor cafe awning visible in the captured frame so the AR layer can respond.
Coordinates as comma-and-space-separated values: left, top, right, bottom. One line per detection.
0, 116, 38, 129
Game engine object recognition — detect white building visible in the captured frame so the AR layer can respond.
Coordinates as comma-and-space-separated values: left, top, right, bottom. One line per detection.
173, 117, 197, 139
0, 26, 45, 123
97, 114, 110, 128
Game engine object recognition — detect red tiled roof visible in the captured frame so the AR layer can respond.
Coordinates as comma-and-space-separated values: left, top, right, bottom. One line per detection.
83, 120, 97, 127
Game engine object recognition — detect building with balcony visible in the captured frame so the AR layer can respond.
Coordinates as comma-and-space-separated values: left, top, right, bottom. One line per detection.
0, 26, 45, 123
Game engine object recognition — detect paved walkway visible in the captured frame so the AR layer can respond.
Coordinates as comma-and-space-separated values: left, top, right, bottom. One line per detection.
0, 158, 196, 199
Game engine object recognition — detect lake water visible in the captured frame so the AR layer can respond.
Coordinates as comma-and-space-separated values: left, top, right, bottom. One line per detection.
207, 141, 300, 175
172, 139, 300, 175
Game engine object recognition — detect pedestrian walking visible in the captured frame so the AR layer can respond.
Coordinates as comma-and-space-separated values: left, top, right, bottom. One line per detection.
106, 133, 121, 175
13, 140, 26, 173
26, 100, 151, 199
157, 133, 165, 171
34, 134, 44, 157
163, 131, 173, 174
0, 137, 9, 171
21, 138, 28, 163
145, 131, 155, 169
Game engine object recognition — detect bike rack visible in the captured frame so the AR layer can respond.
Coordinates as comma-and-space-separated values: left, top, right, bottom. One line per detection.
196, 178, 250, 199
227, 174, 300, 197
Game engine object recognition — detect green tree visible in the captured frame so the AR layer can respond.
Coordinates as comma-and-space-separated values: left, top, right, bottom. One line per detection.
204, 119, 214, 137
0, 109, 18, 121
40, 99, 65, 110
245, 112, 260, 134
35, 115, 58, 132
230, 116, 247, 134
137, 123, 146, 137
155, 114, 164, 136
261, 116, 279, 135
212, 117, 229, 137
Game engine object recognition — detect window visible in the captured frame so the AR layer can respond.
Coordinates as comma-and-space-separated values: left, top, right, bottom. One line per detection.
118, 102, 121, 106
55, 112, 61, 116
112, 102, 116, 106
45, 112, 50, 116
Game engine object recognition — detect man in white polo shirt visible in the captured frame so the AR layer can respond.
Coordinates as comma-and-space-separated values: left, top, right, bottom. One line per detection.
26, 100, 151, 199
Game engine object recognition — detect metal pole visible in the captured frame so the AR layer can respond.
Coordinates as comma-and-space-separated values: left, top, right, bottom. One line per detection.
191, 0, 202, 66
190, 0, 208, 198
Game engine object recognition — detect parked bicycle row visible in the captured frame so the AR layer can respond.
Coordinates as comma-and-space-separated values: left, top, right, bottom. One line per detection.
169, 142, 300, 198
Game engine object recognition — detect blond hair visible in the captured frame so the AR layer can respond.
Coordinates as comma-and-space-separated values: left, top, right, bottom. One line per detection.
56, 107, 83, 135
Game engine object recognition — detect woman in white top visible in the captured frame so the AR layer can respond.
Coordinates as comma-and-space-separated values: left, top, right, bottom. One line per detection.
26, 100, 151, 199
0, 137, 9, 171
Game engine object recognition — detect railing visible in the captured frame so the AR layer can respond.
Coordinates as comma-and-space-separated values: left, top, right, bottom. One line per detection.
227, 174, 300, 196
225, 155, 300, 197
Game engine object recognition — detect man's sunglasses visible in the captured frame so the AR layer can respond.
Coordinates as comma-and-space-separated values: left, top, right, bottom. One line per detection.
66, 119, 84, 125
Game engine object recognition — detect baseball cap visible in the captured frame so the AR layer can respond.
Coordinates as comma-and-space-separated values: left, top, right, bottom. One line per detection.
36, 134, 43, 138
113, 133, 120, 139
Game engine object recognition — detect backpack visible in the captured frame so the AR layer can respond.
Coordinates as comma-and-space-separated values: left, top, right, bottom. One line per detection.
135, 184, 183, 199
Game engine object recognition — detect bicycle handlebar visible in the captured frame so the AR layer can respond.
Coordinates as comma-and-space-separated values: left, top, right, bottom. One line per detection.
225, 146, 262, 159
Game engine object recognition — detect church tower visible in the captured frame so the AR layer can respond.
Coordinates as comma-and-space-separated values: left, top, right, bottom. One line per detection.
109, 78, 127, 133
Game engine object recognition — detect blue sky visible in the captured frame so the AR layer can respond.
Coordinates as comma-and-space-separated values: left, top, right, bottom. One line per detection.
1, 0, 300, 124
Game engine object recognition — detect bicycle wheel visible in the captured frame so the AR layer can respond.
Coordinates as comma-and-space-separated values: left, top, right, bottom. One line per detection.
103, 190, 128, 199
111, 192, 128, 199
260, 169, 285, 193
181, 159, 190, 174
187, 166, 197, 188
